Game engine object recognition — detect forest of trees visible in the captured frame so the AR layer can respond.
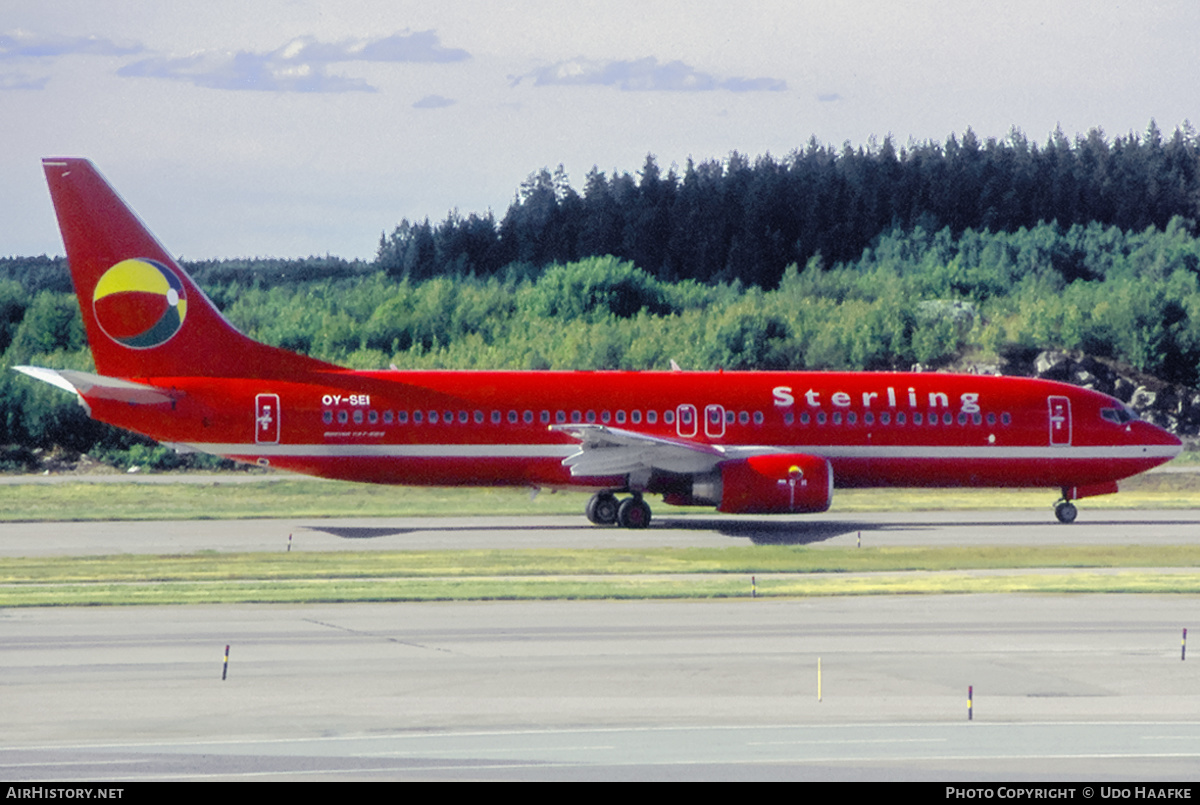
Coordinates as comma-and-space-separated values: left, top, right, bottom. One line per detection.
3, 122, 1200, 468
378, 122, 1200, 288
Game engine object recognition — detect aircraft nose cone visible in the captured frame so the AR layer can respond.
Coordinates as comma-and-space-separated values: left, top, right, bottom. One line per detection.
1134, 419, 1183, 456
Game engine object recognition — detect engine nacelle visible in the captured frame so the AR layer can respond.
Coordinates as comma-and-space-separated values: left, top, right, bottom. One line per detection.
716, 453, 833, 514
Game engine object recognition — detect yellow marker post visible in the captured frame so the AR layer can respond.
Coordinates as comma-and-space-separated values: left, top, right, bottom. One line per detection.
222, 644, 230, 681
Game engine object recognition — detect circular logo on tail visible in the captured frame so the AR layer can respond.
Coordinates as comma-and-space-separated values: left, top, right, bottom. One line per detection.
92, 259, 188, 349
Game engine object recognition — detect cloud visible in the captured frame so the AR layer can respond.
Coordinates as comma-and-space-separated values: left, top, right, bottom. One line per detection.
413, 94, 456, 109
355, 31, 470, 64
0, 71, 48, 90
266, 31, 470, 65
0, 30, 143, 60
117, 30, 469, 93
0, 30, 144, 91
119, 51, 375, 93
519, 56, 786, 93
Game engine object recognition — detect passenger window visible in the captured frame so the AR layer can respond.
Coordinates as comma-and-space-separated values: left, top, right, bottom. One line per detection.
664, 410, 675, 424
523, 410, 534, 424
322, 410, 333, 424
398, 411, 409, 424
368, 410, 378, 424
616, 411, 626, 424
647, 411, 657, 424
338, 410, 349, 424
631, 410, 642, 424
753, 411, 763, 424
491, 410, 501, 424
475, 410, 484, 424
540, 410, 550, 424
556, 410, 566, 423
383, 410, 393, 424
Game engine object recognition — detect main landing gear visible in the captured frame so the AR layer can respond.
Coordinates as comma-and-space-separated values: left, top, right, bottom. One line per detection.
586, 492, 652, 529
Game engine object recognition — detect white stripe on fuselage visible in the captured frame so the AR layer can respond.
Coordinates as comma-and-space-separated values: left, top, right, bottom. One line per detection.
183, 442, 1180, 460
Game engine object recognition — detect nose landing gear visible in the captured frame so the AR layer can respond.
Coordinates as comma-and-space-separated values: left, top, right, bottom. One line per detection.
1053, 499, 1077, 524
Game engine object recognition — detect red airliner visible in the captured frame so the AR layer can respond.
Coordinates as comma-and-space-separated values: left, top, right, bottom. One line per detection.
19, 158, 1182, 526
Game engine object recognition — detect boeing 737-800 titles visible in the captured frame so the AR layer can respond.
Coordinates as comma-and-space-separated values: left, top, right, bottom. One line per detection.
17, 159, 1182, 527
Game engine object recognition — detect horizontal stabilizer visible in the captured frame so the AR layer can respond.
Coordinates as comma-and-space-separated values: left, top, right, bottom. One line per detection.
14, 366, 178, 405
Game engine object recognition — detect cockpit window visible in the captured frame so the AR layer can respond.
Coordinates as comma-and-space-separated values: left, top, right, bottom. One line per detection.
1100, 406, 1138, 424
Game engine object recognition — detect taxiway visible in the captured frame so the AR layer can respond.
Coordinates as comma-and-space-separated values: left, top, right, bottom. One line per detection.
3, 509, 1200, 780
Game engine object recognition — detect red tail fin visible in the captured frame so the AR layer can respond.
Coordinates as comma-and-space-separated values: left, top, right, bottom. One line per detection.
42, 158, 339, 379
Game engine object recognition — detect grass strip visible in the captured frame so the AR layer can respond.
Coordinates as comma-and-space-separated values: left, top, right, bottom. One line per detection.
2, 545, 1199, 606
5, 573, 1200, 607
5, 545, 1200, 581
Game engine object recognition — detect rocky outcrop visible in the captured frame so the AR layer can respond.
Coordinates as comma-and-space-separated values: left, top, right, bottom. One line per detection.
1000, 348, 1200, 444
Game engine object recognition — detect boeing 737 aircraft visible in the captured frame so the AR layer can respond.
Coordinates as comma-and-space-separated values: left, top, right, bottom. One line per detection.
18, 158, 1182, 527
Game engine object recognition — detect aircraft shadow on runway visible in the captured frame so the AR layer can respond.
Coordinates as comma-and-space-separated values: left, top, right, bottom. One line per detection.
303, 520, 878, 545
303, 515, 1200, 546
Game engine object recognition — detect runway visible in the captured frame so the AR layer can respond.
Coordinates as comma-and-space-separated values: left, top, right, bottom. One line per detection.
4, 508, 1200, 555
3, 510, 1200, 780
2, 596, 1200, 781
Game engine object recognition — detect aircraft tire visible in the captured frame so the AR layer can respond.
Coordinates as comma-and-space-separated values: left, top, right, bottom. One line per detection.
586, 492, 620, 525
617, 497, 652, 529
1054, 501, 1078, 524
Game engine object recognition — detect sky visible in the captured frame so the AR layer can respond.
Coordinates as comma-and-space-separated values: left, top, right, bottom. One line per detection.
3, 0, 1198, 261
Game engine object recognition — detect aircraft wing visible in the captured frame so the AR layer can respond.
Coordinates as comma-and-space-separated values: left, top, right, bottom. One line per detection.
550, 423, 728, 476
14, 366, 178, 405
